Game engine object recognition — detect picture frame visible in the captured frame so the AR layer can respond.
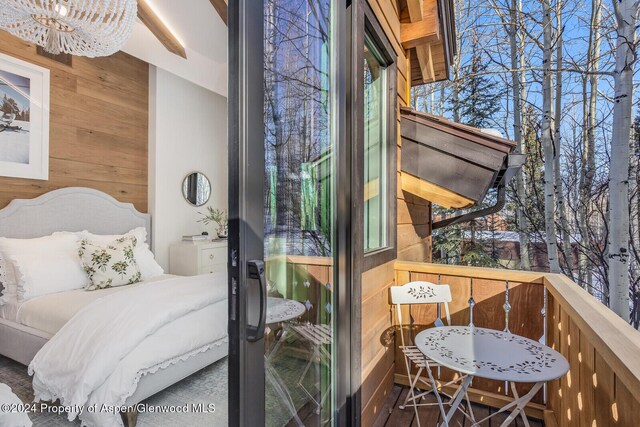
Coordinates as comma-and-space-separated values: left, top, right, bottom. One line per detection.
0, 52, 50, 180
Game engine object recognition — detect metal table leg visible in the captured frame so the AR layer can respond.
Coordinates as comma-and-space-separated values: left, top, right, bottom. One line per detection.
498, 382, 544, 427
265, 359, 304, 427
442, 375, 473, 426
265, 325, 304, 427
469, 381, 544, 427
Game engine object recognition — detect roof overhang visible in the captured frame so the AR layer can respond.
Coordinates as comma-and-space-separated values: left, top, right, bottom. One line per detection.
400, 107, 523, 209
400, 0, 456, 84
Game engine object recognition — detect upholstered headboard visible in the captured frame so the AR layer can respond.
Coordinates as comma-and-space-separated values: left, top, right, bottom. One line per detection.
0, 187, 151, 242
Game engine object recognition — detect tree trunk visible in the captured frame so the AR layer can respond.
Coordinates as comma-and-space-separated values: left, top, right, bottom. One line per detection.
553, 0, 573, 277
452, 54, 461, 123
578, 75, 590, 287
542, 0, 561, 273
451, 0, 463, 122
508, 0, 531, 270
579, 0, 602, 292
608, 0, 639, 322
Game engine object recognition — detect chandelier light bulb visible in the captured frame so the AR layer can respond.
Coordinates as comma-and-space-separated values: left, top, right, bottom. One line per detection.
54, 4, 69, 17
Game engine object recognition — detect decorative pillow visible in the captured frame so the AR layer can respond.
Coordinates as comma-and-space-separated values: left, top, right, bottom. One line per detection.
0, 254, 6, 304
0, 253, 21, 304
78, 236, 142, 291
0, 233, 87, 301
81, 228, 164, 279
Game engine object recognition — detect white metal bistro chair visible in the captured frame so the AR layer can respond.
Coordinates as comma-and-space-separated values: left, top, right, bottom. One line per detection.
390, 281, 474, 427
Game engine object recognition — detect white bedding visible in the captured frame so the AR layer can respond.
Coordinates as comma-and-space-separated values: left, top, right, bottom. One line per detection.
4, 275, 177, 335
28, 273, 228, 427
0, 383, 32, 427
0, 297, 21, 324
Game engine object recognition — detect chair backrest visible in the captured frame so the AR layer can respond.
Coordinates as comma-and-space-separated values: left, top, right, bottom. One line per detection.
390, 281, 452, 347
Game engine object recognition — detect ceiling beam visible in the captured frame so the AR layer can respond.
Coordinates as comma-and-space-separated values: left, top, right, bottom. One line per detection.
137, 0, 187, 59
406, 0, 424, 22
415, 43, 435, 83
400, 0, 439, 49
209, 0, 228, 25
401, 18, 439, 49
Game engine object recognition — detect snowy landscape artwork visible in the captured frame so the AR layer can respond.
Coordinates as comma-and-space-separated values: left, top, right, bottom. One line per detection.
0, 69, 31, 164
0, 53, 49, 180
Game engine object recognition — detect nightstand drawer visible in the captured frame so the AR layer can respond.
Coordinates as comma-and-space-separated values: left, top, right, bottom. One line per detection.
201, 247, 226, 266
199, 264, 226, 275
170, 240, 227, 276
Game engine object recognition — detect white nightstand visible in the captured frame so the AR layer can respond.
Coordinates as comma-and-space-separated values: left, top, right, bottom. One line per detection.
169, 240, 228, 276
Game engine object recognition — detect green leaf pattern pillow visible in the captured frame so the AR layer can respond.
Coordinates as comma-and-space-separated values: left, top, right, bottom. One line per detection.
78, 236, 142, 291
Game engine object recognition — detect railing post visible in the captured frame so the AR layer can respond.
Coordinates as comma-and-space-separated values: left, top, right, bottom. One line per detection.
542, 286, 548, 404
503, 279, 512, 395
468, 277, 475, 327
436, 274, 443, 322
503, 280, 511, 334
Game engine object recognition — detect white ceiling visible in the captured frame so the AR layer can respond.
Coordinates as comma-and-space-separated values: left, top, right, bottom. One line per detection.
122, 0, 228, 97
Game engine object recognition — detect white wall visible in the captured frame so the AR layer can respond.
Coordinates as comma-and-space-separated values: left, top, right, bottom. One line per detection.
148, 66, 227, 270
124, 22, 227, 98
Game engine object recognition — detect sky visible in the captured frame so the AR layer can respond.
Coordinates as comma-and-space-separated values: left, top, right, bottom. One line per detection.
0, 69, 30, 112
417, 0, 630, 148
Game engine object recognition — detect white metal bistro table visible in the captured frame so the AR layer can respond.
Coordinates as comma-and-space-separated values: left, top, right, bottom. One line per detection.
267, 296, 307, 325
265, 297, 307, 426
415, 326, 569, 427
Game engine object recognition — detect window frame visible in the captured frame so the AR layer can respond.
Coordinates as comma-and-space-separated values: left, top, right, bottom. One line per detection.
353, 0, 398, 272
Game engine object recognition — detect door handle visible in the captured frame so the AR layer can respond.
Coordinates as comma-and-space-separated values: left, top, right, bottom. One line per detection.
246, 260, 266, 342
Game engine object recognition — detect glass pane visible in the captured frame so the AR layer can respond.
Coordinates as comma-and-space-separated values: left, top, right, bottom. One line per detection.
364, 33, 388, 252
264, 0, 335, 425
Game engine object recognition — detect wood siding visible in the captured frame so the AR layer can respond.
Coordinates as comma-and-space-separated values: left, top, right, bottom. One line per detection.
361, 1, 433, 425
0, 31, 149, 212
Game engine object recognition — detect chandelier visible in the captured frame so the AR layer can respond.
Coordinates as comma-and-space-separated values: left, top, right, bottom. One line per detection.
0, 0, 138, 57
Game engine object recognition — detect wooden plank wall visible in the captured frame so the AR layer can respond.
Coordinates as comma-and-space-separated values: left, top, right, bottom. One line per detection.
361, 1, 433, 425
0, 31, 149, 212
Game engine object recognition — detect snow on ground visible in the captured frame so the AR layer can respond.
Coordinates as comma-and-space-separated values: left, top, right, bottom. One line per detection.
0, 120, 30, 164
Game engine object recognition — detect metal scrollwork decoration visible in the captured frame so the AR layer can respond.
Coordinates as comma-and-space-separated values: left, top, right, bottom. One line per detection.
468, 277, 476, 327
503, 280, 511, 333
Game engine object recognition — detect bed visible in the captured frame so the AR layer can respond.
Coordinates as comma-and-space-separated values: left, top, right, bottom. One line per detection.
0, 187, 228, 427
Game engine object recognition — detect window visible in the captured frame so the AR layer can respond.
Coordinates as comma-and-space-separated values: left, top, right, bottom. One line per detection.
354, 5, 397, 270
363, 33, 388, 252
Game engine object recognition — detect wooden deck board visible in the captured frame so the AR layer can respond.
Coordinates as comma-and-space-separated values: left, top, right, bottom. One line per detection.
385, 388, 418, 426
374, 385, 545, 426
372, 385, 403, 427
409, 393, 442, 426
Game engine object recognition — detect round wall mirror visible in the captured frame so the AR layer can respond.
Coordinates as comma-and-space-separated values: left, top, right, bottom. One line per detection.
182, 172, 211, 207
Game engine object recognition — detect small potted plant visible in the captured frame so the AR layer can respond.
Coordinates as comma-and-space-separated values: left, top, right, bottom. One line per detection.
198, 207, 228, 239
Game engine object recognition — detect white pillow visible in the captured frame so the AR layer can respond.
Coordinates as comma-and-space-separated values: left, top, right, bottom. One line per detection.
81, 228, 164, 280
78, 236, 142, 291
0, 233, 87, 301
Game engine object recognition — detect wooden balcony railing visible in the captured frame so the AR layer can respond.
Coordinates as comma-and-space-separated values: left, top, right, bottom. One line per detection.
394, 261, 640, 427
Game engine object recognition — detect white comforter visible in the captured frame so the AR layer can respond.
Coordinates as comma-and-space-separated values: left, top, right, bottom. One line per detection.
28, 273, 228, 427
0, 383, 32, 427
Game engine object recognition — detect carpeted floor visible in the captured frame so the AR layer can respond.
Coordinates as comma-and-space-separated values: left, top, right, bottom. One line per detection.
0, 355, 229, 427
1, 343, 323, 427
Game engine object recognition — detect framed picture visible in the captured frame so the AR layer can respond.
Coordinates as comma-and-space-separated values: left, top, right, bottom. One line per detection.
0, 52, 49, 180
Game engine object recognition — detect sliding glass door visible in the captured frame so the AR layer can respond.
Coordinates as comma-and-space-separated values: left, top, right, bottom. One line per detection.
228, 0, 350, 426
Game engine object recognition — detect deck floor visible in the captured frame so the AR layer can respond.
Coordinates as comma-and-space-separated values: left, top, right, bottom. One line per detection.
372, 386, 544, 427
